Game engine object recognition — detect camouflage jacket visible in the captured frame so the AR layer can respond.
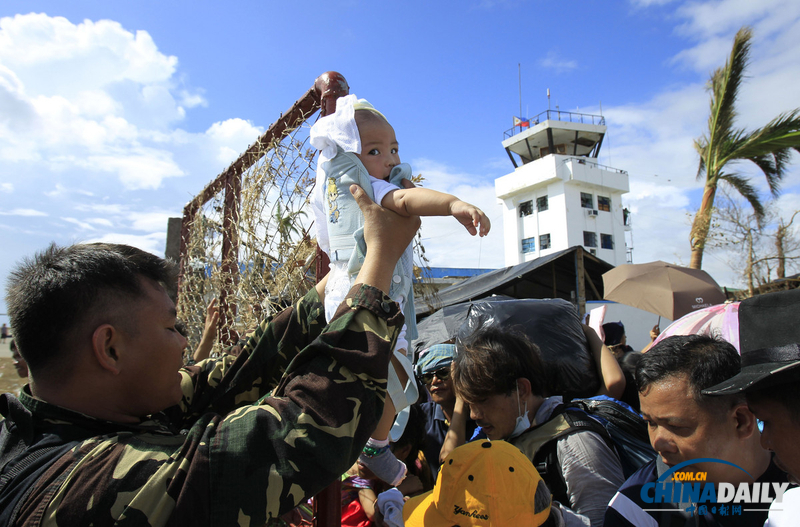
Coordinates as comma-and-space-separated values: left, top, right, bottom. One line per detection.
0, 284, 402, 526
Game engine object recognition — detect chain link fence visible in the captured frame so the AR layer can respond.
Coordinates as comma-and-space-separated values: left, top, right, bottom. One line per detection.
175, 71, 436, 360
177, 121, 318, 355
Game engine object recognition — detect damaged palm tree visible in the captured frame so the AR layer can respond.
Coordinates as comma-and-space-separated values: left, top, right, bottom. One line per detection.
690, 26, 800, 270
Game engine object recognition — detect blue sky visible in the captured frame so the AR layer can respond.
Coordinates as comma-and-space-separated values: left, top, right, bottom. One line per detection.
1, 0, 800, 325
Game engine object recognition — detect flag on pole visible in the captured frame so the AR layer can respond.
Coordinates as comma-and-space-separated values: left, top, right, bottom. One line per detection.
513, 116, 530, 128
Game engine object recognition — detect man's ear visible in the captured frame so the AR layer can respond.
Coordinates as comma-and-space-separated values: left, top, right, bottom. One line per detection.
516, 377, 533, 399
732, 403, 758, 439
91, 324, 122, 375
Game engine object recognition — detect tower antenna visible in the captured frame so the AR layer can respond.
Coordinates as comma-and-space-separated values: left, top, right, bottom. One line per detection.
518, 63, 522, 118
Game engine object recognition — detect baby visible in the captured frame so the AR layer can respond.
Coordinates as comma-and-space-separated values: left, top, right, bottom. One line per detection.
311, 94, 490, 486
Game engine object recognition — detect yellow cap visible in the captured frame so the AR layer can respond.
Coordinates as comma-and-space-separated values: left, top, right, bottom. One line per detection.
403, 440, 552, 526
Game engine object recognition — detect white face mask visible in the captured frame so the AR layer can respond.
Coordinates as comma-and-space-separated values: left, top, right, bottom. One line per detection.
508, 382, 531, 439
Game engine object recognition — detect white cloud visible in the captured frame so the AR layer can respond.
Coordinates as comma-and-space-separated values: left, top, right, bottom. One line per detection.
539, 51, 578, 73
0, 208, 47, 216
83, 151, 185, 190
86, 231, 166, 257
73, 203, 127, 214
179, 89, 207, 109
674, 0, 800, 40
0, 14, 177, 91
130, 211, 171, 232
773, 193, 800, 218
629, 0, 676, 6
0, 13, 194, 190
73, 89, 120, 118
206, 118, 262, 142
87, 217, 114, 227
0, 182, 12, 193
205, 118, 263, 166
45, 184, 96, 198
62, 217, 97, 230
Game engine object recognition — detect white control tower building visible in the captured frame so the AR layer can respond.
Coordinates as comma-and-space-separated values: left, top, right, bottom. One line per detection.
495, 109, 631, 266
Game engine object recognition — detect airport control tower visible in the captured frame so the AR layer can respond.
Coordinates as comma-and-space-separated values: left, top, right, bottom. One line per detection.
495, 109, 631, 266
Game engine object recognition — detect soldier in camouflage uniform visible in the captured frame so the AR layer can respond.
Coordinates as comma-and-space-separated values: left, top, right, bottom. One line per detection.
0, 185, 420, 526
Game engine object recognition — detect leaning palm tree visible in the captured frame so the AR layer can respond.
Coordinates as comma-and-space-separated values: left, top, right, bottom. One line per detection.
689, 26, 800, 270
273, 201, 306, 246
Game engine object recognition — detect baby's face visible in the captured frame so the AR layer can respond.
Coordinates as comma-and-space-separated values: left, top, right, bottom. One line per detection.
355, 117, 400, 180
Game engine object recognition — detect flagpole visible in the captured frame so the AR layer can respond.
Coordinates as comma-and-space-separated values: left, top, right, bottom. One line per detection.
518, 63, 522, 120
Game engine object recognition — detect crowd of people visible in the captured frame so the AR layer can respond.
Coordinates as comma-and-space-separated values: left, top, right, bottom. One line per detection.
2, 92, 798, 527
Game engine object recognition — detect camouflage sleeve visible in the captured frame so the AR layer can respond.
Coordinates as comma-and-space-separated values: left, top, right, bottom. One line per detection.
202, 282, 402, 525
170, 284, 331, 426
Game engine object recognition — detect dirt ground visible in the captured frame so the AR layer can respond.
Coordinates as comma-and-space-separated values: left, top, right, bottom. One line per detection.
0, 357, 27, 395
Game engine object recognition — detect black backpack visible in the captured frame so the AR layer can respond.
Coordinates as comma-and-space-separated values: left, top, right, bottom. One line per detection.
511, 396, 656, 507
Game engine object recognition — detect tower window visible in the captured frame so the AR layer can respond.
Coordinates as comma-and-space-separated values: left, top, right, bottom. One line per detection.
598, 196, 611, 212
583, 231, 597, 247
522, 237, 536, 253
540, 233, 551, 250
519, 200, 533, 217
601, 234, 614, 250
537, 196, 549, 212
581, 192, 593, 209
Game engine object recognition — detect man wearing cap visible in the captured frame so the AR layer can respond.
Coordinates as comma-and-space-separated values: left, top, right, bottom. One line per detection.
605, 334, 786, 527
416, 343, 480, 480
702, 288, 800, 525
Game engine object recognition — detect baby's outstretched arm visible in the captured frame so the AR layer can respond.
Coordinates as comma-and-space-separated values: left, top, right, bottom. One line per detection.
381, 187, 491, 237
450, 199, 491, 237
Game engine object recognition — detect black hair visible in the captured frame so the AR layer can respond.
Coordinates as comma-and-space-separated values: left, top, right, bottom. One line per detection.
452, 325, 546, 403
620, 350, 643, 373
5, 243, 176, 374
636, 334, 744, 412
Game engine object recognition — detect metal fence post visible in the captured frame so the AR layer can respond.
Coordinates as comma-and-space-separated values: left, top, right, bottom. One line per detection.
311, 70, 349, 527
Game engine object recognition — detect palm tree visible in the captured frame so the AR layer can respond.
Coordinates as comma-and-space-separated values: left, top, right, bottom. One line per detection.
689, 26, 800, 270
273, 202, 306, 245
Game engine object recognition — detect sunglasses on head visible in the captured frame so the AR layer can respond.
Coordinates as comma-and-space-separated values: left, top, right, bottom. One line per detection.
419, 367, 451, 385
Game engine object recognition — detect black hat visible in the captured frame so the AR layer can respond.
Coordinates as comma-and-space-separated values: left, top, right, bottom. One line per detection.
702, 288, 800, 395
602, 322, 626, 347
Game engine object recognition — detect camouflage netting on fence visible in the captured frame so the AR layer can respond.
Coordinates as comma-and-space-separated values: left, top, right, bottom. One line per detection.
176, 115, 435, 357
177, 119, 317, 355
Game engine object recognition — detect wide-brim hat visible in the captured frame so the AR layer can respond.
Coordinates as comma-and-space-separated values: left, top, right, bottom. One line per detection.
402, 440, 552, 526
703, 288, 800, 395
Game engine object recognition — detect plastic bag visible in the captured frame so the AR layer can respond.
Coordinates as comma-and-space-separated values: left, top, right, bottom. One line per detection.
457, 298, 599, 398
412, 295, 513, 361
